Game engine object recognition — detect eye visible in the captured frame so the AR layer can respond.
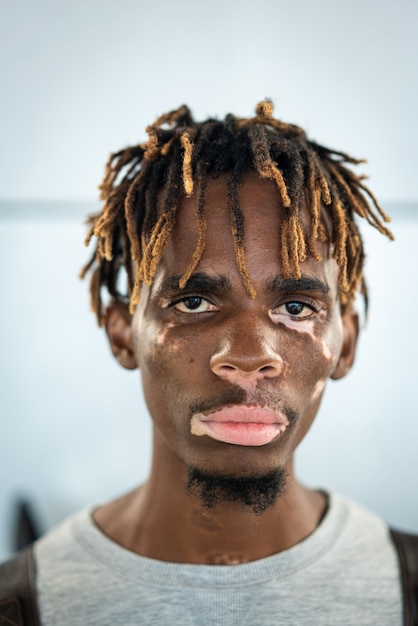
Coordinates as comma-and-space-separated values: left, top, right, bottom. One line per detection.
172, 296, 217, 314
273, 300, 317, 319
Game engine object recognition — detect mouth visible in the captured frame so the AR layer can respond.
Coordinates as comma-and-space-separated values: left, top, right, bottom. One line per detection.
190, 405, 289, 447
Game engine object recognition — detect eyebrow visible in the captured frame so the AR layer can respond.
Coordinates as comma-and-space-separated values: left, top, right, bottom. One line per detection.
156, 273, 231, 298
266, 276, 330, 295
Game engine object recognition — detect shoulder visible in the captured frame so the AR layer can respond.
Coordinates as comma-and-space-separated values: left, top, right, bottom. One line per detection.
34, 506, 99, 576
0, 507, 98, 625
328, 492, 393, 544
322, 493, 403, 581
333, 492, 418, 555
0, 507, 95, 600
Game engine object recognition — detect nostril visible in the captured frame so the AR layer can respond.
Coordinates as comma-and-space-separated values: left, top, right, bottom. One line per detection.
212, 362, 282, 381
211, 364, 237, 378
258, 363, 283, 379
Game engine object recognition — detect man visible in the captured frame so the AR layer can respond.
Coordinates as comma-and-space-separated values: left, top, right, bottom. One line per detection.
1, 101, 417, 625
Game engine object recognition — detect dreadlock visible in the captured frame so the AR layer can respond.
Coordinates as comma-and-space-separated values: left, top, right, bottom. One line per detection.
81, 100, 393, 323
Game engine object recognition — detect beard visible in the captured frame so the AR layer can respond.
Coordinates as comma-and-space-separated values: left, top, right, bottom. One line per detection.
185, 466, 288, 516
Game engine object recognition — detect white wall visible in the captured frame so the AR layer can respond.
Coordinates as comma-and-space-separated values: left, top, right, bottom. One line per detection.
1, 0, 417, 560
0, 0, 417, 202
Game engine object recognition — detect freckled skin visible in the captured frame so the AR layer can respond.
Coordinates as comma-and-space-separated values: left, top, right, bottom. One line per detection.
96, 171, 358, 564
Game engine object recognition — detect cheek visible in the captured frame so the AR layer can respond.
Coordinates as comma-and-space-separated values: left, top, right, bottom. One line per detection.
280, 322, 342, 393
132, 322, 200, 444
279, 327, 341, 447
136, 320, 204, 382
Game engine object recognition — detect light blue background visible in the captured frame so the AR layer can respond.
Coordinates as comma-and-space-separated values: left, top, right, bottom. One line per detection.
1, 0, 417, 560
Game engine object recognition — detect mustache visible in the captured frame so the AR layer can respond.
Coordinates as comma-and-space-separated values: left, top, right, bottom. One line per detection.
189, 387, 298, 424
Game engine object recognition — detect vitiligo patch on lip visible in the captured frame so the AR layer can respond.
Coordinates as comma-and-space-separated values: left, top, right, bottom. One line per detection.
191, 406, 288, 446
193, 420, 286, 446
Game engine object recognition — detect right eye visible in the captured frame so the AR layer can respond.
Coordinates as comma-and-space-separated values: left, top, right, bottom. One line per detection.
172, 296, 217, 314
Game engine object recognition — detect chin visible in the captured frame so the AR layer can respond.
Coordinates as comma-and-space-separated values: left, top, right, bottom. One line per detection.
185, 464, 289, 515
181, 432, 293, 477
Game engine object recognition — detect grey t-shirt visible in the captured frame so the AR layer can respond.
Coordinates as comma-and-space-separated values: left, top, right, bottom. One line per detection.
35, 492, 402, 625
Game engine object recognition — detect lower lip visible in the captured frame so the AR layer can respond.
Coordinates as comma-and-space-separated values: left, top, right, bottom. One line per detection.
198, 421, 286, 446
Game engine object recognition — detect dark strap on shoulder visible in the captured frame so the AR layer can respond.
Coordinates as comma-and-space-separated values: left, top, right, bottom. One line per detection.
390, 528, 418, 626
0, 545, 39, 626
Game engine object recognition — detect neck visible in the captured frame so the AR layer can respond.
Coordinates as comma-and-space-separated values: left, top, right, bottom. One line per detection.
94, 435, 327, 564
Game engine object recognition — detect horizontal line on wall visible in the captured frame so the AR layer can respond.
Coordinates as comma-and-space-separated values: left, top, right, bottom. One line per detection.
0, 200, 416, 222
0, 200, 99, 221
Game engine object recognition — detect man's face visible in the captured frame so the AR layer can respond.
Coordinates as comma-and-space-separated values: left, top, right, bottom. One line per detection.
128, 171, 357, 480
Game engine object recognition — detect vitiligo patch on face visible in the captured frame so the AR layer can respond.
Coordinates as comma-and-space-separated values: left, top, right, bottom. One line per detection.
311, 379, 326, 402
273, 317, 337, 366
156, 323, 176, 345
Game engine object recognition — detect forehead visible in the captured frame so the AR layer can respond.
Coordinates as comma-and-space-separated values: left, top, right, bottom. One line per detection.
159, 171, 335, 284
174, 172, 278, 242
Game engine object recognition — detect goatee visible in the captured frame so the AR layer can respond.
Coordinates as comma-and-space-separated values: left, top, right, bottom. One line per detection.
186, 466, 288, 515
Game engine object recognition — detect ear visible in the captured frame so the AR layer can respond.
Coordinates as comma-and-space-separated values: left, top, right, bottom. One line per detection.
104, 302, 138, 370
331, 308, 359, 381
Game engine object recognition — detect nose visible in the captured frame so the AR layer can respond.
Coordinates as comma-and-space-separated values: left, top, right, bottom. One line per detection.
210, 318, 283, 387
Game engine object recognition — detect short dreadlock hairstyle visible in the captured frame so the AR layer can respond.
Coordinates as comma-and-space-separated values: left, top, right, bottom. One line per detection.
81, 100, 393, 323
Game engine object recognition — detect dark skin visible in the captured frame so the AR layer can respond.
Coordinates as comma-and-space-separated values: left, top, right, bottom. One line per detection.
94, 171, 359, 565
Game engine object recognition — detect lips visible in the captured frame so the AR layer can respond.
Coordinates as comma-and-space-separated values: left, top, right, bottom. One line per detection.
190, 406, 289, 447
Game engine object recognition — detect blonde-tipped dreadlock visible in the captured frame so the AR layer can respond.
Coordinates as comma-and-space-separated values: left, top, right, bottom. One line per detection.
81, 100, 393, 323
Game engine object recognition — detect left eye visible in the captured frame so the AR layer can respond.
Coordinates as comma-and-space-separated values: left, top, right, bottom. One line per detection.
274, 301, 315, 318
172, 297, 216, 314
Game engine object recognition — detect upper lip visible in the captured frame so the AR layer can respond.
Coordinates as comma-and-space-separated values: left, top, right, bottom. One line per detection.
197, 404, 289, 425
